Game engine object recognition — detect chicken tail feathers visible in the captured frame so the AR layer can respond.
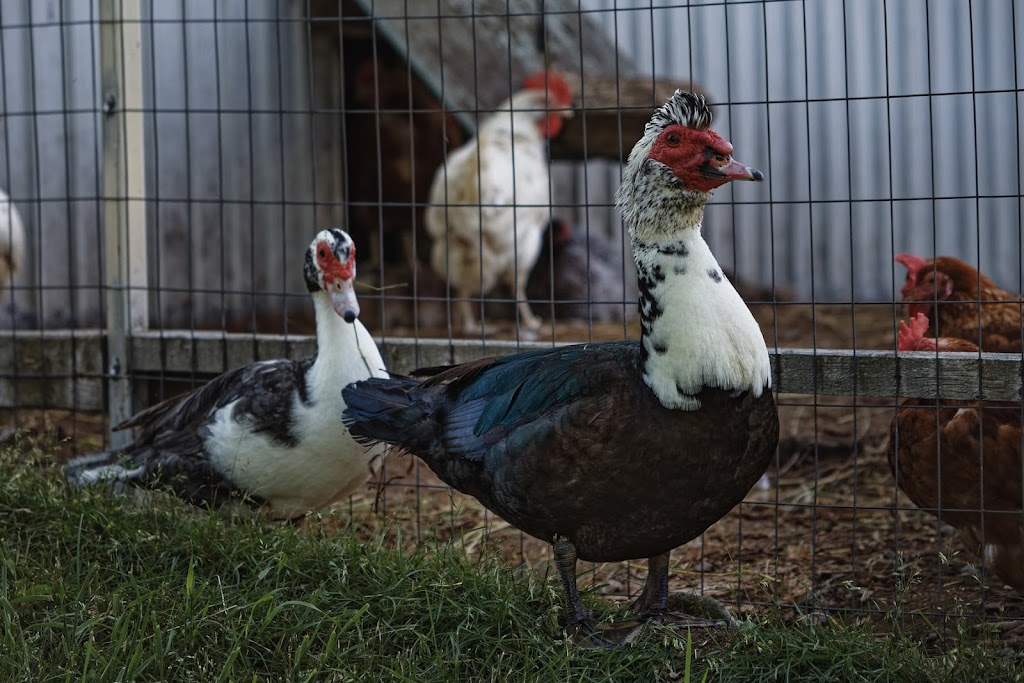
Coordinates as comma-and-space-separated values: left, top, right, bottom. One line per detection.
342, 377, 429, 449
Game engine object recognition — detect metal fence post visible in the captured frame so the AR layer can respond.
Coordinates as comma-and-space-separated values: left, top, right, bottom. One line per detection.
100, 0, 148, 449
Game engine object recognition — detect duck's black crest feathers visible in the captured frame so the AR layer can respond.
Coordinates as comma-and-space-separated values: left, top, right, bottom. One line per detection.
645, 90, 712, 135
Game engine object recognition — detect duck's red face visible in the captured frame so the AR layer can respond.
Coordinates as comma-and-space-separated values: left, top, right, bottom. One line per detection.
306, 229, 359, 323
315, 238, 355, 283
648, 124, 763, 193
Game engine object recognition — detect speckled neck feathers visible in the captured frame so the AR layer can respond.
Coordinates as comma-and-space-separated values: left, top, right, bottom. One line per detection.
616, 91, 771, 410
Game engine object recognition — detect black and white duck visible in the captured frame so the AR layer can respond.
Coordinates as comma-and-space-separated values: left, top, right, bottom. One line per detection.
342, 91, 779, 641
67, 229, 388, 520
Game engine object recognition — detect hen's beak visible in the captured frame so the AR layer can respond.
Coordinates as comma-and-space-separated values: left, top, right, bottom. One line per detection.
705, 157, 764, 183
328, 277, 360, 323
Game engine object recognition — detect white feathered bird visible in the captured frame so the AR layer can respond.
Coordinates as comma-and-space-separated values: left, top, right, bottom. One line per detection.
0, 188, 25, 299
66, 229, 389, 520
425, 70, 573, 334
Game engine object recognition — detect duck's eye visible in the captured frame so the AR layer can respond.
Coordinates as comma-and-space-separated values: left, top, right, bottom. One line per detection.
666, 133, 680, 146
318, 248, 327, 258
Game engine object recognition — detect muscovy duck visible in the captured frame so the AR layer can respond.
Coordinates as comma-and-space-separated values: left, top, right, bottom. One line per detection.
67, 229, 388, 520
342, 91, 778, 640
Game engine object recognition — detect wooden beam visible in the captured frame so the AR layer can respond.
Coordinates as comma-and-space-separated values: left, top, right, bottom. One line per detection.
100, 0, 149, 446
0, 330, 106, 411
2, 330, 1022, 411
771, 348, 1023, 402
120, 334, 1024, 402
108, 333, 1024, 403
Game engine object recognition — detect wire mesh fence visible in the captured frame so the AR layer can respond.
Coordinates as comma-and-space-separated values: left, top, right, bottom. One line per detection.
1, 0, 1023, 636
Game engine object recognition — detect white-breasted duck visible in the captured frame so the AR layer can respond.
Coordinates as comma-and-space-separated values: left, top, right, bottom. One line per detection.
67, 229, 388, 520
342, 91, 779, 643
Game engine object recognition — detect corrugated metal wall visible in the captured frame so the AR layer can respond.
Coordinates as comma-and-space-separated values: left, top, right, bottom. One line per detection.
0, 0, 104, 328
579, 0, 1023, 301
0, 0, 1020, 329
141, 0, 315, 330
0, 0, 316, 329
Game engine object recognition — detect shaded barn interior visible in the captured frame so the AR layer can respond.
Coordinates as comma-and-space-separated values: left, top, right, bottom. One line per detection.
0, 0, 704, 335
306, 0, 696, 333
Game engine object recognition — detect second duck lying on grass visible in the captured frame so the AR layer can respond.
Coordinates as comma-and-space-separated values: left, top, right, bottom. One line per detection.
342, 90, 779, 643
67, 229, 388, 520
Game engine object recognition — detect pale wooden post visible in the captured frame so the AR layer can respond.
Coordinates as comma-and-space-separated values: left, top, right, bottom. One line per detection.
100, 0, 148, 448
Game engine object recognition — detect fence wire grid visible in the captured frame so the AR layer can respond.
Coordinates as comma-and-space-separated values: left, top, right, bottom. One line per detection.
1, 0, 1023, 635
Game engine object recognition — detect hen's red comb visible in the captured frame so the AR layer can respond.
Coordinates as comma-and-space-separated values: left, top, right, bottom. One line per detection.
522, 70, 573, 108
897, 312, 930, 351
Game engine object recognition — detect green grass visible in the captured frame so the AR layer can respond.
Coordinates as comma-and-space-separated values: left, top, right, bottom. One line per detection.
1, 440, 1022, 683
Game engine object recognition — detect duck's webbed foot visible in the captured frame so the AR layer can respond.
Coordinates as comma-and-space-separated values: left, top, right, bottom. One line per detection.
572, 619, 650, 649
631, 553, 737, 628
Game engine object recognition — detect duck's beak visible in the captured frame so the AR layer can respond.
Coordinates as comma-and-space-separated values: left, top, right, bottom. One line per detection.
329, 278, 360, 323
705, 157, 764, 182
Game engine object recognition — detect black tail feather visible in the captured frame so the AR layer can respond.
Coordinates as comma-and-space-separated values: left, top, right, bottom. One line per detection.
342, 377, 429, 449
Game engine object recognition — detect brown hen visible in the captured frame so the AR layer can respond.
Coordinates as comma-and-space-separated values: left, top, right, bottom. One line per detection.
890, 312, 1024, 590
895, 254, 1024, 351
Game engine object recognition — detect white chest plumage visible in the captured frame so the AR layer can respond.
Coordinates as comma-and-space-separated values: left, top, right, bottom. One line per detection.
207, 301, 388, 518
636, 228, 771, 410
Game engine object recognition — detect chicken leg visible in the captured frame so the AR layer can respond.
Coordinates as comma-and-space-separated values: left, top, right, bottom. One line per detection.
455, 296, 481, 335
508, 266, 542, 333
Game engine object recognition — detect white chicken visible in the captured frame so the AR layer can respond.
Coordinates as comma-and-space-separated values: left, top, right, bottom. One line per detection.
0, 188, 26, 299
425, 70, 573, 334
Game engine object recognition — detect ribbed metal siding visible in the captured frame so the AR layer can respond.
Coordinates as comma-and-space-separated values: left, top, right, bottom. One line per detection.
0, 0, 1019, 327
580, 0, 1023, 301
140, 0, 314, 329
0, 0, 105, 327
0, 0, 314, 328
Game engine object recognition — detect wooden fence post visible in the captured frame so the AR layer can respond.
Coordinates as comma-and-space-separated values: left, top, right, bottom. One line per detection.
100, 0, 148, 448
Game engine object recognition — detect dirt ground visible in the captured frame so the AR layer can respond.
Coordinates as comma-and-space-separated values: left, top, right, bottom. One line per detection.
6, 301, 1024, 640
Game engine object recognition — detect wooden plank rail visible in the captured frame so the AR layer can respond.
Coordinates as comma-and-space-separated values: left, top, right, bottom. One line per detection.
2, 330, 1022, 411
0, 330, 106, 410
